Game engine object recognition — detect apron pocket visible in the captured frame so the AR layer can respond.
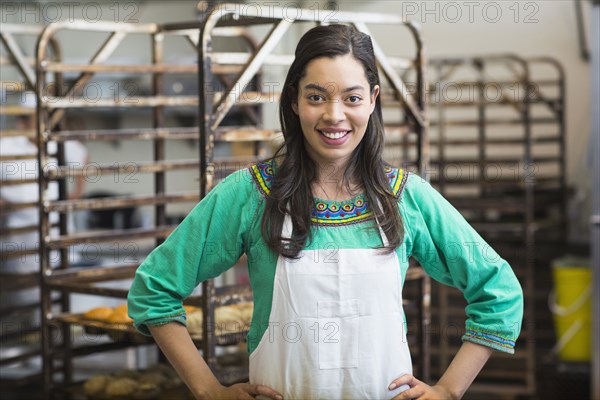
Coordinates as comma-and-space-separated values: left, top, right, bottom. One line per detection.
317, 299, 359, 369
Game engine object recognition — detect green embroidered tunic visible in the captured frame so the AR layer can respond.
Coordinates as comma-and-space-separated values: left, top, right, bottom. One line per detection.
128, 163, 523, 354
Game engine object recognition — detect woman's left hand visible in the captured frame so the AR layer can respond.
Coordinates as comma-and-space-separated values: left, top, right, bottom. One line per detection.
389, 374, 456, 400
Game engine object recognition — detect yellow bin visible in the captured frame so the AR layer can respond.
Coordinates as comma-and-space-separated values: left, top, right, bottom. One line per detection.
550, 257, 592, 362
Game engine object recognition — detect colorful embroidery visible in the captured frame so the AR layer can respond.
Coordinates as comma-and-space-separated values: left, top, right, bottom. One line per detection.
249, 162, 407, 226
250, 162, 275, 197
463, 329, 516, 353
384, 165, 407, 198
311, 195, 371, 225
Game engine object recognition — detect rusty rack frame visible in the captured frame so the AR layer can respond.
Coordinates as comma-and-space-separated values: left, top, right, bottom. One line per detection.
197, 2, 431, 383
0, 23, 63, 388
34, 19, 267, 397
420, 54, 567, 396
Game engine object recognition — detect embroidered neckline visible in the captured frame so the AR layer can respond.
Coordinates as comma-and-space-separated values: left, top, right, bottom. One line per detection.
311, 193, 371, 225
249, 161, 407, 226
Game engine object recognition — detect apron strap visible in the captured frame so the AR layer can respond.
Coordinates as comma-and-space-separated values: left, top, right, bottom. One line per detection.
282, 211, 293, 240
374, 216, 390, 247
374, 199, 390, 248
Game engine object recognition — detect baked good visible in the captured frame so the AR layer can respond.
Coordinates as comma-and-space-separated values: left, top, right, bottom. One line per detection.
83, 304, 133, 325
83, 367, 181, 399
113, 303, 128, 315
238, 303, 254, 324
186, 310, 203, 337
107, 312, 132, 324
107, 305, 133, 325
216, 305, 244, 324
105, 377, 139, 397
83, 306, 114, 322
146, 363, 181, 389
216, 305, 246, 335
147, 363, 178, 379
186, 303, 255, 336
132, 382, 161, 400
83, 374, 111, 396
138, 371, 168, 387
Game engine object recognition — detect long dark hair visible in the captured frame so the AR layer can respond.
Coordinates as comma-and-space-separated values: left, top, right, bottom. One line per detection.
262, 24, 403, 258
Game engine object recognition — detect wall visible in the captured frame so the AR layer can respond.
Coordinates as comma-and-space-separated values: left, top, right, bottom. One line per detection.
1, 0, 593, 238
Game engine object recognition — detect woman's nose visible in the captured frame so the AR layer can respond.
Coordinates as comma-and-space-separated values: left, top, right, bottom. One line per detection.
322, 100, 345, 123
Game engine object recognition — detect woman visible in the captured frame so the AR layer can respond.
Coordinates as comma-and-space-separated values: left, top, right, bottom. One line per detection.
128, 25, 523, 400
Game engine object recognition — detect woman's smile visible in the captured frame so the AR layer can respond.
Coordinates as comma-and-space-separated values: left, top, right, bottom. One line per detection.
316, 127, 352, 143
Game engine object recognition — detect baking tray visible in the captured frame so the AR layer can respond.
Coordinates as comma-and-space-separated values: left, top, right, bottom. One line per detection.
54, 313, 251, 346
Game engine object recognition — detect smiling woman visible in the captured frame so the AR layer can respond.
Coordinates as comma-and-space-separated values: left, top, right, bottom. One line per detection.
128, 24, 524, 400
293, 55, 379, 180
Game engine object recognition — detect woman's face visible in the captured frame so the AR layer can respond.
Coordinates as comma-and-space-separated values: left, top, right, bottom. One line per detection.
293, 54, 379, 171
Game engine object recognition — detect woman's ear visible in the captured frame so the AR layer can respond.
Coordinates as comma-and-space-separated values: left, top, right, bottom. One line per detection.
292, 101, 299, 115
370, 85, 380, 114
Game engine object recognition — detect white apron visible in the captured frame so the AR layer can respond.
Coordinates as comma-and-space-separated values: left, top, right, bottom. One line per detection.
249, 213, 412, 399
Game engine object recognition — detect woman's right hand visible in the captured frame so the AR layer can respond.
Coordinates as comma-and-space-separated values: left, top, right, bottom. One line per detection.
201, 383, 283, 400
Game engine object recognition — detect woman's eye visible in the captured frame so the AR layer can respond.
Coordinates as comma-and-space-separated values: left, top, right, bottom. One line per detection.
308, 94, 324, 102
347, 95, 362, 103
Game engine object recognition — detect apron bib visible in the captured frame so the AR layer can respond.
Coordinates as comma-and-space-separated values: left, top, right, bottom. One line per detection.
250, 213, 412, 399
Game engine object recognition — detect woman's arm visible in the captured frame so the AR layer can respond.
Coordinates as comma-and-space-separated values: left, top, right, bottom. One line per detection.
149, 322, 283, 400
389, 341, 492, 400
435, 341, 493, 398
149, 323, 220, 398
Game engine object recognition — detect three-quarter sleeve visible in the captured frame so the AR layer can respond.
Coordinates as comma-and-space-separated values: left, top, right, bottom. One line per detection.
401, 174, 524, 354
128, 169, 259, 335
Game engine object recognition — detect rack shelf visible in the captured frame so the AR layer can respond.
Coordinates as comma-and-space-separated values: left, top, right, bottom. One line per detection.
420, 54, 567, 396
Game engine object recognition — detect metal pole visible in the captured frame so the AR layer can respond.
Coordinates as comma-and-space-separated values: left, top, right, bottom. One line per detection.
36, 24, 54, 398
152, 32, 167, 232
589, 3, 600, 398
576, 0, 591, 62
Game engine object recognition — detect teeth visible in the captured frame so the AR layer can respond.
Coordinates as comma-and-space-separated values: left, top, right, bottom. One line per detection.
319, 130, 349, 139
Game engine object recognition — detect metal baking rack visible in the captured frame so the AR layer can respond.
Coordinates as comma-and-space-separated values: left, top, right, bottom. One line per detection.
34, 19, 265, 397
0, 23, 62, 390
196, 2, 431, 383
420, 54, 567, 396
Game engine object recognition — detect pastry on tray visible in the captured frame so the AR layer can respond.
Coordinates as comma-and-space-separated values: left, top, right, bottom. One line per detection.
186, 309, 203, 337
105, 377, 138, 397
82, 366, 180, 399
106, 305, 133, 325
238, 303, 254, 323
83, 374, 111, 397
82, 304, 132, 325
185, 303, 253, 337
83, 307, 114, 322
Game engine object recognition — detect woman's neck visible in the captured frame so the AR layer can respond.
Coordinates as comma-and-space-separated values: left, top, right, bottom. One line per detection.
312, 161, 361, 201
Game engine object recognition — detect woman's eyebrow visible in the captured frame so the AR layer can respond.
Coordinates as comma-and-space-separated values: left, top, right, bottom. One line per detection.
303, 83, 366, 93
